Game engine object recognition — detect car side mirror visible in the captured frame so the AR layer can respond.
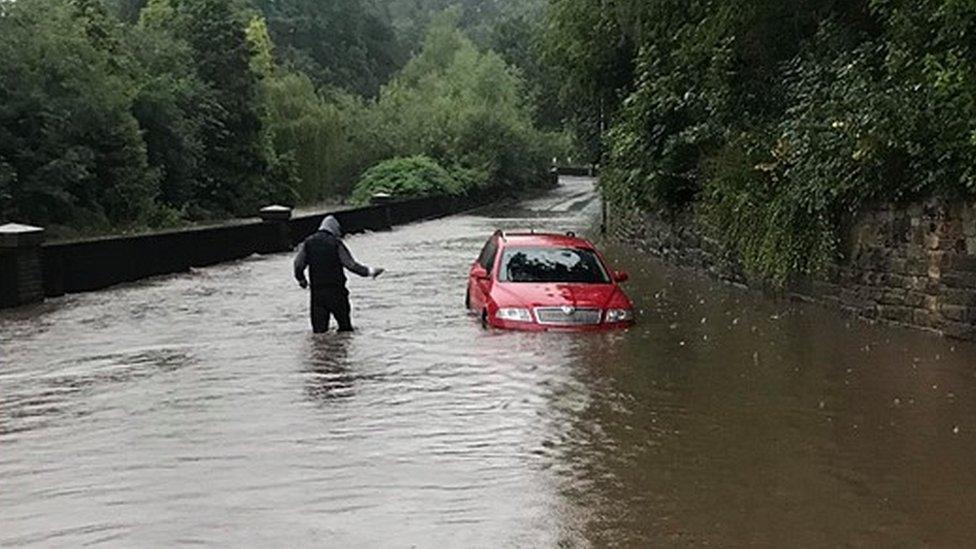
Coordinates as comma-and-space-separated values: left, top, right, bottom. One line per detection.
613, 270, 629, 283
472, 264, 490, 280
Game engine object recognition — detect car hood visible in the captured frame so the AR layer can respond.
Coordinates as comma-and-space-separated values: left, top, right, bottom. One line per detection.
492, 282, 626, 309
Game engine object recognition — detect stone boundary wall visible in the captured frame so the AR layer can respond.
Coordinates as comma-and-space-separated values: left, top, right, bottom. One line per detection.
609, 198, 976, 340
34, 193, 489, 302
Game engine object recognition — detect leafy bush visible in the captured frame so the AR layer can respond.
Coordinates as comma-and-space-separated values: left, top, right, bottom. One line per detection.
351, 156, 463, 204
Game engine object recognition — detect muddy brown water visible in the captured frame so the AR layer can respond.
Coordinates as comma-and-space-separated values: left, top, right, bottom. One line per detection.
2, 177, 976, 547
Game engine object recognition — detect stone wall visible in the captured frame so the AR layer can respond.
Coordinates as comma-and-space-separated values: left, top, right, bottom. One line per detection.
609, 198, 976, 340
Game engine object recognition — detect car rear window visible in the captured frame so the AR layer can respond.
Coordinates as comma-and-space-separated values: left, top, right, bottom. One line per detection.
498, 247, 610, 283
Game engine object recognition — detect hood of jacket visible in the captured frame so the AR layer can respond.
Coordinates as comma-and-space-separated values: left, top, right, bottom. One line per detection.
319, 215, 342, 237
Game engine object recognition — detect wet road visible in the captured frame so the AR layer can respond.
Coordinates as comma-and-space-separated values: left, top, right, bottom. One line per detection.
3, 177, 976, 547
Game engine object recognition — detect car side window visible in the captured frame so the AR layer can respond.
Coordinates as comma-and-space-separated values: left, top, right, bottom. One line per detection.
477, 237, 498, 272
484, 240, 499, 273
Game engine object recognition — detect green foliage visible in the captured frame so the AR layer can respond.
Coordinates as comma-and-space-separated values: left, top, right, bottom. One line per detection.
0, 0, 158, 230
125, 21, 209, 210
140, 0, 291, 216
601, 32, 735, 210
253, 0, 401, 96
547, 0, 976, 283
245, 16, 276, 79
701, 8, 976, 283
378, 0, 561, 133
70, 0, 124, 54
381, 0, 546, 50
105, 0, 149, 22
263, 72, 375, 201
485, 9, 567, 132
0, 0, 556, 235
543, 0, 639, 161
372, 12, 553, 190
351, 156, 462, 204
266, 13, 558, 204
163, 0, 272, 215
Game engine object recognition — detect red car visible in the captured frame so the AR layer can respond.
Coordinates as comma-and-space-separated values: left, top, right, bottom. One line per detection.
466, 230, 635, 331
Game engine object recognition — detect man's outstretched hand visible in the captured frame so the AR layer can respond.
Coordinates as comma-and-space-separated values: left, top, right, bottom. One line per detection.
370, 267, 385, 279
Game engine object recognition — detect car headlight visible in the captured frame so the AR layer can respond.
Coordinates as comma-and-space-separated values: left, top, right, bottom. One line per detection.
605, 308, 634, 323
496, 308, 533, 322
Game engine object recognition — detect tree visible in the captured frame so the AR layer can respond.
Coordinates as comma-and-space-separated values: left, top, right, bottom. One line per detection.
263, 71, 374, 201
253, 0, 402, 96
544, 0, 976, 283
126, 22, 211, 211
246, 15, 276, 79
543, 0, 637, 161
70, 0, 124, 54
105, 0, 150, 22
486, 11, 565, 131
378, 0, 546, 50
373, 11, 552, 189
0, 0, 158, 230
142, 0, 278, 215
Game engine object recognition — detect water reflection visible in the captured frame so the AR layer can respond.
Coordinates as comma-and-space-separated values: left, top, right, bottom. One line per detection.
549, 243, 976, 546
303, 335, 354, 404
0, 348, 193, 436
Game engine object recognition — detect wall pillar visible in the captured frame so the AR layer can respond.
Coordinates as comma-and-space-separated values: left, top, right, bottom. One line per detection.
370, 193, 394, 230
0, 223, 46, 308
258, 205, 293, 253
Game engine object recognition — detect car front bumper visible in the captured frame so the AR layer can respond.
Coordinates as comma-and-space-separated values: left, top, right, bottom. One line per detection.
487, 317, 635, 332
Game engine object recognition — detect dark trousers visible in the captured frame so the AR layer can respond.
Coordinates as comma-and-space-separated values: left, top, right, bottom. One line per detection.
310, 286, 353, 333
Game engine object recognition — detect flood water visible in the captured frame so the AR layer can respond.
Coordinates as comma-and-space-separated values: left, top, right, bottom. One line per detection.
3, 177, 976, 547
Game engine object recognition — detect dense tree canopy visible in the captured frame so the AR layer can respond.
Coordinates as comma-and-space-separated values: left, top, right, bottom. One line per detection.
265, 11, 566, 203
0, 0, 157, 231
143, 0, 282, 215
253, 0, 402, 97
379, 0, 544, 49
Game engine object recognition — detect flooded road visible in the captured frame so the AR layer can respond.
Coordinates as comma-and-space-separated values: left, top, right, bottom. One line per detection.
3, 177, 976, 547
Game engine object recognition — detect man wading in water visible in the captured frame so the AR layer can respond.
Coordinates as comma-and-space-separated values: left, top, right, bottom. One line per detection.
294, 216, 384, 333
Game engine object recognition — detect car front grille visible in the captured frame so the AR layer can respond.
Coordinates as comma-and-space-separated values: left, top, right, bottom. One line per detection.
534, 307, 602, 326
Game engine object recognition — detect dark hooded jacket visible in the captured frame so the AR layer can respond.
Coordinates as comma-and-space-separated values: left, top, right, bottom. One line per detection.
294, 216, 371, 289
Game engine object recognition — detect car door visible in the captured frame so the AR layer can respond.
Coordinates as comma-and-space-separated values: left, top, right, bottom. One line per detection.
468, 234, 499, 312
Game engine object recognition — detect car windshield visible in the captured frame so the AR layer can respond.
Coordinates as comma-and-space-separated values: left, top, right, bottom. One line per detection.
498, 247, 610, 284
